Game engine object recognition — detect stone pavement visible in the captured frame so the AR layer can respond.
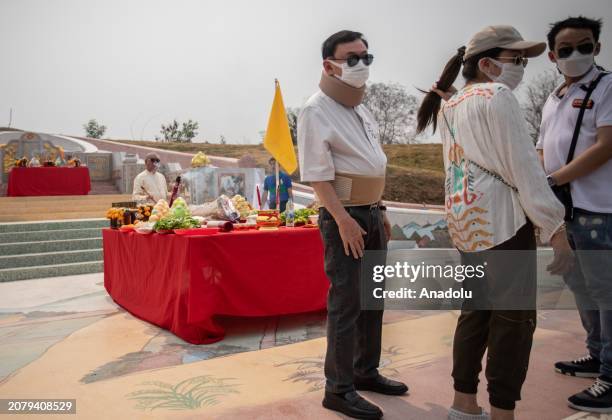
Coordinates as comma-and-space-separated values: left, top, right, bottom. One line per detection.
0, 273, 606, 420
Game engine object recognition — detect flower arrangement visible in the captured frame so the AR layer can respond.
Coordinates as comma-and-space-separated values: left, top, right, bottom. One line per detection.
137, 204, 153, 221
106, 207, 125, 229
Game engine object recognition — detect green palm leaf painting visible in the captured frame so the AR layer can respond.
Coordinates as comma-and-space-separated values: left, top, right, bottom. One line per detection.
275, 347, 415, 392
126, 375, 240, 411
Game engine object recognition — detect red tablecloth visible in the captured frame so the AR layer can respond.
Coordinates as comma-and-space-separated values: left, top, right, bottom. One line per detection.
103, 228, 329, 344
7, 167, 91, 196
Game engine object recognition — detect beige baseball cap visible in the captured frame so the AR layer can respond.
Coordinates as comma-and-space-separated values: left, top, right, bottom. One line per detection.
464, 25, 546, 60
144, 152, 160, 161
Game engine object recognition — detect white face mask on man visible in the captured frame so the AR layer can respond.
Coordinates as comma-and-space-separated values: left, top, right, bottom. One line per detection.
480, 58, 525, 91
328, 60, 370, 88
556, 51, 595, 78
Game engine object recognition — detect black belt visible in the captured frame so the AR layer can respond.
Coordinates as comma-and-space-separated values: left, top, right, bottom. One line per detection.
573, 208, 611, 217
346, 203, 387, 211
320, 203, 387, 212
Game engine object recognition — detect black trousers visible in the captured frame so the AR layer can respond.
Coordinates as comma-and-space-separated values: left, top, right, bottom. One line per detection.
452, 221, 537, 410
319, 205, 386, 394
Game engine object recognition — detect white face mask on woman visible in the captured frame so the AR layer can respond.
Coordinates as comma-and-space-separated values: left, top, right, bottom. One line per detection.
329, 60, 370, 88
480, 58, 525, 90
556, 51, 594, 78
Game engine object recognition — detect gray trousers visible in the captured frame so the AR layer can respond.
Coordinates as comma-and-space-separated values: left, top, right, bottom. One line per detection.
319, 205, 386, 394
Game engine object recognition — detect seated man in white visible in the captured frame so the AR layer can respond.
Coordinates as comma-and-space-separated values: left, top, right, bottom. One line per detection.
132, 153, 169, 203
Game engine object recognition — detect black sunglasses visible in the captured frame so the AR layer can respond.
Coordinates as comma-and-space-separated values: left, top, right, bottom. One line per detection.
331, 53, 374, 67
149, 158, 160, 163
557, 42, 595, 59
495, 56, 529, 67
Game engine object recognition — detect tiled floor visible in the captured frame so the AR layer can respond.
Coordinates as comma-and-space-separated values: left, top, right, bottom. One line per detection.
0, 274, 606, 419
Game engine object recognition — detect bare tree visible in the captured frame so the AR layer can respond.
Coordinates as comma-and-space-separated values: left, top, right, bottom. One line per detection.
363, 82, 418, 144
521, 70, 562, 143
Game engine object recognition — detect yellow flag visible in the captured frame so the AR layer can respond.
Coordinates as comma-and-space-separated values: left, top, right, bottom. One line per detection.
263, 80, 297, 174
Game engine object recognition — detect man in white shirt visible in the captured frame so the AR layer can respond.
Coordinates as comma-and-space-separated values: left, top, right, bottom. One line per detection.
132, 153, 169, 203
298, 30, 406, 420
536, 16, 612, 413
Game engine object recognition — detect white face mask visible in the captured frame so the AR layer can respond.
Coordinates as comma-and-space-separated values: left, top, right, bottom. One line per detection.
480, 58, 525, 90
556, 51, 594, 78
329, 60, 370, 88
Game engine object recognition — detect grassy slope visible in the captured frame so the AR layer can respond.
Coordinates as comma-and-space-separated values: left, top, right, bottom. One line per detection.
113, 140, 445, 205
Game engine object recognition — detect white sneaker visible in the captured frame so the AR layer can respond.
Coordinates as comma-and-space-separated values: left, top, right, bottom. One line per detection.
448, 407, 490, 420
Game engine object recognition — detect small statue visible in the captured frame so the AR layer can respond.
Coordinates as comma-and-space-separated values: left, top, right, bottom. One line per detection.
29, 156, 41, 167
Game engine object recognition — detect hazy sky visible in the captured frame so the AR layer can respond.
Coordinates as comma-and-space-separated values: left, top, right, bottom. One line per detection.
1, 0, 611, 143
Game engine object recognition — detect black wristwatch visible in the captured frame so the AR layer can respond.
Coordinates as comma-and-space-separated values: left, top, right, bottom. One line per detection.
379, 205, 387, 211
547, 175, 557, 187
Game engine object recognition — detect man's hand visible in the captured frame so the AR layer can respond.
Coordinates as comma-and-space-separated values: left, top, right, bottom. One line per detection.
337, 214, 367, 259
431, 83, 457, 101
383, 212, 392, 242
547, 229, 575, 275
551, 126, 612, 185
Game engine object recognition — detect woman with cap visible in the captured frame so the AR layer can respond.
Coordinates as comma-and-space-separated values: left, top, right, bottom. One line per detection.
416, 26, 574, 419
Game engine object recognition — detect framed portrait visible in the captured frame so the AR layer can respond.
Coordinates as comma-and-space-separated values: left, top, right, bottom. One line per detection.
218, 172, 246, 197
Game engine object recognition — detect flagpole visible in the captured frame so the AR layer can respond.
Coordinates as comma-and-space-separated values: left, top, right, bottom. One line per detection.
275, 159, 280, 211
274, 79, 280, 212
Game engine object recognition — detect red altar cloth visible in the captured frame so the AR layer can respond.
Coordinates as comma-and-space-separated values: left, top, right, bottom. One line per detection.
103, 228, 329, 344
7, 167, 91, 196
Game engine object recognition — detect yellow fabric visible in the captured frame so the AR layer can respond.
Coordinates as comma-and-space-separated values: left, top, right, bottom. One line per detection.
263, 81, 298, 174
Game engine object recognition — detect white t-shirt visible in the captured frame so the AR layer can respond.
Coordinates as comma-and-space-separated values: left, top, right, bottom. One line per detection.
297, 91, 387, 182
440, 83, 564, 251
132, 170, 168, 203
536, 66, 612, 213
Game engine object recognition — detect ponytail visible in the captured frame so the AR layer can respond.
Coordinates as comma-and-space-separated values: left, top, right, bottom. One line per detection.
416, 46, 466, 135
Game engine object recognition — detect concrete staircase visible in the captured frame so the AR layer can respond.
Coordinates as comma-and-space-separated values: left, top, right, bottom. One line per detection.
90, 180, 121, 195
0, 219, 107, 282
0, 194, 130, 222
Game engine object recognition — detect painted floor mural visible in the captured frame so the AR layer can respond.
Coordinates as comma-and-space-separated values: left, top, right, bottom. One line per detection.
0, 273, 607, 419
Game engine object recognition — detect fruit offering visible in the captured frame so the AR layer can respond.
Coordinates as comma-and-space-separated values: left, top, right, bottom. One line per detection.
191, 151, 210, 168
170, 197, 190, 218
149, 199, 170, 223
120, 224, 135, 232
231, 194, 253, 219
135, 221, 155, 234
256, 209, 281, 229
153, 214, 200, 231
280, 208, 318, 226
